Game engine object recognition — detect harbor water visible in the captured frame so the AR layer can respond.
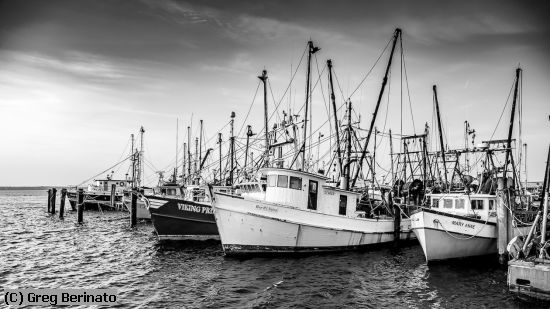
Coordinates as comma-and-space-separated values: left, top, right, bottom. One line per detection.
0, 190, 546, 308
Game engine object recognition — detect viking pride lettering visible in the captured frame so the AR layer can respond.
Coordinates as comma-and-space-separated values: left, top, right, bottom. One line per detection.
178, 203, 213, 214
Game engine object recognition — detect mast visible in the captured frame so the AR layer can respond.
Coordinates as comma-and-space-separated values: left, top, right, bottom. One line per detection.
218, 133, 222, 184
229, 112, 235, 185
373, 127, 377, 184
199, 120, 203, 169
187, 126, 191, 178
464, 121, 469, 174
523, 143, 527, 190
504, 68, 521, 184
351, 28, 401, 187
433, 85, 448, 189
327, 59, 343, 176
175, 118, 178, 180
130, 133, 135, 188
139, 126, 145, 187
341, 100, 353, 190
258, 70, 269, 165
301, 40, 320, 171
244, 125, 253, 176
539, 144, 550, 258
183, 142, 187, 182
194, 137, 199, 178
389, 129, 395, 187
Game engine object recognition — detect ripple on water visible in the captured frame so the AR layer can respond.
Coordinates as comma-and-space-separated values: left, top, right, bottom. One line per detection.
1, 190, 550, 308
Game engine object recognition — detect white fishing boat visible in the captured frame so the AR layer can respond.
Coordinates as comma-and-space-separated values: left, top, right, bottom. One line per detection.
211, 167, 413, 255
411, 191, 532, 262
411, 193, 499, 261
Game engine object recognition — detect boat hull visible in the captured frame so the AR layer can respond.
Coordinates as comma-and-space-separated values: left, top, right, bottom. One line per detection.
212, 192, 414, 256
122, 194, 151, 220
66, 190, 123, 210
145, 195, 218, 241
411, 208, 499, 262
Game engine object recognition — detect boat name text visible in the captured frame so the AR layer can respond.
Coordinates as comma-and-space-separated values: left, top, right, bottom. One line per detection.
178, 203, 213, 214
255, 205, 278, 212
452, 220, 475, 229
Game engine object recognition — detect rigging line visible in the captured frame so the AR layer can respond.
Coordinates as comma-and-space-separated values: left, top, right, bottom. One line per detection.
266, 43, 308, 125
401, 40, 416, 133
332, 67, 347, 103
348, 36, 393, 100
75, 154, 132, 187
116, 135, 132, 163
237, 80, 261, 137
268, 80, 283, 125
314, 54, 331, 121
489, 76, 516, 141
294, 63, 328, 116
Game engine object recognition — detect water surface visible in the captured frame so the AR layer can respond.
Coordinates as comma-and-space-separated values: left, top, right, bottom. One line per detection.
0, 190, 545, 308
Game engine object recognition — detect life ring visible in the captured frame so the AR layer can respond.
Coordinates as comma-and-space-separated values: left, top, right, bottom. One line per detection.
119, 182, 124, 186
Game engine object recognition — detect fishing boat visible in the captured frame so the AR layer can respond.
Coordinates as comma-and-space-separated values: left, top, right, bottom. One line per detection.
67, 177, 131, 210
145, 180, 218, 241
211, 30, 417, 255
211, 167, 413, 255
145, 118, 226, 240
411, 68, 535, 262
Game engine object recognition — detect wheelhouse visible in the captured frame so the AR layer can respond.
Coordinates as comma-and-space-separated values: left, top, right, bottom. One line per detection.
89, 179, 132, 192
427, 193, 496, 221
261, 168, 361, 217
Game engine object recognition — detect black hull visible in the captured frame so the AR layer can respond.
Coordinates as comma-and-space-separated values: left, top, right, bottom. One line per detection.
145, 195, 218, 241
66, 191, 124, 211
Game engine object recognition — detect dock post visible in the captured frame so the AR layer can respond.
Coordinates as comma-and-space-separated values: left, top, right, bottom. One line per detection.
110, 184, 116, 209
497, 177, 509, 264
390, 192, 401, 243
47, 189, 52, 213
51, 188, 57, 214
131, 190, 137, 227
77, 188, 84, 224
59, 188, 67, 219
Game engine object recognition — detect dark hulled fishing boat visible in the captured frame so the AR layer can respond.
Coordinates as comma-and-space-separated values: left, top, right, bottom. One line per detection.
67, 178, 131, 210
145, 180, 219, 240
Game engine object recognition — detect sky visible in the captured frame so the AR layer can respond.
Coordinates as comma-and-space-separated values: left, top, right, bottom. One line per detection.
0, 0, 549, 186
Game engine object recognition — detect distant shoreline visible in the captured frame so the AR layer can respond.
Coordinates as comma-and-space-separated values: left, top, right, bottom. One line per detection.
0, 186, 67, 190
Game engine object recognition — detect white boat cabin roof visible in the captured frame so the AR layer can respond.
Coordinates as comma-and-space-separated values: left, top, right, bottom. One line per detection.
255, 167, 360, 217
427, 193, 496, 220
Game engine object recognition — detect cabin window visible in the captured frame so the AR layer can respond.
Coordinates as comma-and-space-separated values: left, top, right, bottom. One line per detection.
431, 198, 438, 208
455, 199, 465, 209
289, 176, 302, 190
443, 199, 453, 209
277, 175, 289, 188
489, 200, 495, 211
339, 195, 347, 215
267, 175, 277, 187
471, 200, 484, 210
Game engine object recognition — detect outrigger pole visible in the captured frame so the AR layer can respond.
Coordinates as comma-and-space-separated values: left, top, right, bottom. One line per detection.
327, 59, 343, 176
258, 70, 269, 166
351, 28, 401, 188
503, 68, 521, 186
301, 41, 320, 171
433, 85, 448, 189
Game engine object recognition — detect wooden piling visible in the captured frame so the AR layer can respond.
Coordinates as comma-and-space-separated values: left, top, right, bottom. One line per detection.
110, 184, 116, 209
497, 177, 509, 265
131, 190, 137, 227
390, 192, 401, 243
77, 188, 84, 224
51, 188, 57, 214
47, 189, 52, 213
59, 188, 67, 219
